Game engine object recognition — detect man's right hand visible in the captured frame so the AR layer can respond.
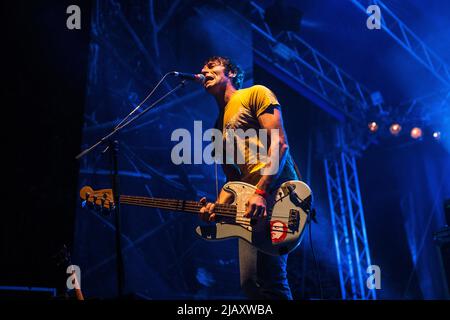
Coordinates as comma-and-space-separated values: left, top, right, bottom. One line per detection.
199, 197, 217, 222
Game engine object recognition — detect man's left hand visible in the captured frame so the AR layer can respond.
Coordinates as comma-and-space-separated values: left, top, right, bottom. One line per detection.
244, 194, 267, 218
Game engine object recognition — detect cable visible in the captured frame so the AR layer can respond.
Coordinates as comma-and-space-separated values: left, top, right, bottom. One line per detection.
308, 217, 324, 299
114, 72, 172, 130
115, 80, 185, 132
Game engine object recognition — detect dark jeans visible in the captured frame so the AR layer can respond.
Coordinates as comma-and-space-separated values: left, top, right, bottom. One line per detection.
239, 240, 293, 300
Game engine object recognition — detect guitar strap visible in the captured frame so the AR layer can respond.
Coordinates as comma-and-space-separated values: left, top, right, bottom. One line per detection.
293, 159, 303, 180
215, 161, 219, 200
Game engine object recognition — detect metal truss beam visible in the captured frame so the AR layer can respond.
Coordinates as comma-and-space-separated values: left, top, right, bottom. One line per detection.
79, 168, 204, 182
324, 151, 376, 300
352, 0, 450, 87
324, 156, 356, 299
398, 89, 450, 124
246, 2, 373, 122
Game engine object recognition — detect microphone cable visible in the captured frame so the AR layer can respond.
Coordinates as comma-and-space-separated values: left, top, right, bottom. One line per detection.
114, 72, 172, 130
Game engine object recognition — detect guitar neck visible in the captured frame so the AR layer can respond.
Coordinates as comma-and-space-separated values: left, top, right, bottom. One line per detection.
119, 195, 236, 216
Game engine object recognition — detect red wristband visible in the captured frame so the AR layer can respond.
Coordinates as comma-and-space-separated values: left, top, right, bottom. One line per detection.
255, 188, 268, 199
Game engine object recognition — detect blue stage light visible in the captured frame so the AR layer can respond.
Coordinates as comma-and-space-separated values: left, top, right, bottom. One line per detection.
433, 131, 441, 140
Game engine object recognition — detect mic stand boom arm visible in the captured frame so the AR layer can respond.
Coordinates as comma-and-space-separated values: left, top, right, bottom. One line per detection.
75, 79, 186, 298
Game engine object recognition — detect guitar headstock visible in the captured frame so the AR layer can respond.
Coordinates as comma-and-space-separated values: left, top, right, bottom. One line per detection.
80, 186, 115, 212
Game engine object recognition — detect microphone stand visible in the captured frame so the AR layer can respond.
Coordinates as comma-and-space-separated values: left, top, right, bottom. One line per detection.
75, 79, 186, 298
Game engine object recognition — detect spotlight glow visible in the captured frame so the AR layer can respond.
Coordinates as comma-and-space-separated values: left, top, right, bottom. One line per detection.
433, 131, 441, 140
410, 127, 422, 139
390, 123, 402, 136
368, 121, 378, 132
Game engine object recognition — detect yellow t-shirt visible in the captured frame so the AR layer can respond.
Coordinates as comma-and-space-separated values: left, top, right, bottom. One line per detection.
216, 85, 298, 188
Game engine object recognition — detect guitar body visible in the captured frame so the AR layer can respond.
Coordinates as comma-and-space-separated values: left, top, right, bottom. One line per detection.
195, 180, 312, 256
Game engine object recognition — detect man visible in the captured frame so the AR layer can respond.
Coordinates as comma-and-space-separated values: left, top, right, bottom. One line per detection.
198, 56, 300, 300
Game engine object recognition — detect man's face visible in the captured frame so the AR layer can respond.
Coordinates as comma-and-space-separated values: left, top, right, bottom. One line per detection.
201, 60, 230, 94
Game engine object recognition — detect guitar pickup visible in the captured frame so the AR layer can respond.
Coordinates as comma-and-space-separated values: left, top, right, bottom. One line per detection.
288, 209, 300, 232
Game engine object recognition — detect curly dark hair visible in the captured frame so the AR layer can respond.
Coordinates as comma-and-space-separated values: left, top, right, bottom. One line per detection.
204, 56, 245, 89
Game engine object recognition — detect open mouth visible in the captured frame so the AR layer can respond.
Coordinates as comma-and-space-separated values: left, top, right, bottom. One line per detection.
204, 75, 214, 84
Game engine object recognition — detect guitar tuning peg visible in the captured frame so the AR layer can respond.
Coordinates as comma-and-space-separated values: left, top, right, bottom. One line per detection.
94, 195, 100, 207
86, 198, 94, 208
100, 198, 106, 210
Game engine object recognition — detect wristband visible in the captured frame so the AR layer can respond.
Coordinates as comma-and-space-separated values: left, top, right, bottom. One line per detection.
255, 188, 268, 199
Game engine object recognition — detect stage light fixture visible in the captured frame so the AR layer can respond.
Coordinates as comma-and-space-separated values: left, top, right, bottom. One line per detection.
368, 121, 378, 132
433, 131, 441, 140
389, 123, 402, 136
410, 127, 422, 139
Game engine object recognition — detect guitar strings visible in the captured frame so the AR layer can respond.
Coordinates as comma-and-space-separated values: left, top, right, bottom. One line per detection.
119, 197, 293, 220
119, 197, 266, 220
118, 195, 296, 219
119, 199, 294, 233
119, 198, 239, 219
119, 199, 254, 227
118, 198, 296, 233
86, 193, 297, 234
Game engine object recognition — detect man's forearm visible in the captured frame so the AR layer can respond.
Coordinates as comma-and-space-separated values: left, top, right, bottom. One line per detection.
256, 139, 289, 192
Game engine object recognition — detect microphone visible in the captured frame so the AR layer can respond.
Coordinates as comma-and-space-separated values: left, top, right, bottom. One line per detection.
171, 71, 205, 83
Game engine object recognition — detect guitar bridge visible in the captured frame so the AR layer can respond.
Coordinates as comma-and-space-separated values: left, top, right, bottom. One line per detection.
288, 209, 300, 232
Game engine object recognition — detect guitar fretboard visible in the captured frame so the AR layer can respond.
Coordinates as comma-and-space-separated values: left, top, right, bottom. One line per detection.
119, 195, 238, 217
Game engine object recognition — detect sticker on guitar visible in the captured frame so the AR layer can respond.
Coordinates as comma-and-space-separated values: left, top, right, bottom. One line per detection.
270, 220, 288, 243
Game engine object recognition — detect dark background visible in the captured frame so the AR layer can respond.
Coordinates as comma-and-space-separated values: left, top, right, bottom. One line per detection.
2, 0, 91, 290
